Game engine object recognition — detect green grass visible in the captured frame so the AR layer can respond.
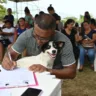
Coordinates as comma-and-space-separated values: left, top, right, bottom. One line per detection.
62, 63, 96, 96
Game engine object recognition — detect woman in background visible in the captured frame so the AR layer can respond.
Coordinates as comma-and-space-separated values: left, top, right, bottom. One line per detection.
62, 19, 80, 62
78, 21, 96, 71
24, 7, 34, 28
14, 17, 28, 42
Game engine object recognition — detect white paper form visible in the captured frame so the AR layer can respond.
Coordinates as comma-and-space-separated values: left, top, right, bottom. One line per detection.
0, 66, 38, 89
0, 89, 11, 96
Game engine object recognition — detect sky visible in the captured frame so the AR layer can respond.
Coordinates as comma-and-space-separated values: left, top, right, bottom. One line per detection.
2, 0, 96, 19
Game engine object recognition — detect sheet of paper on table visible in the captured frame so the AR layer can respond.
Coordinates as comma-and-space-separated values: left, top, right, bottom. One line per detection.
0, 89, 11, 96
0, 66, 38, 89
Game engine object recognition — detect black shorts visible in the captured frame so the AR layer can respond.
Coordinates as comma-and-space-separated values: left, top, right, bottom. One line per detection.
0, 39, 11, 47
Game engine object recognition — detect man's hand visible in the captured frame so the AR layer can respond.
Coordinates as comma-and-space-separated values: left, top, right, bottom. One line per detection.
29, 64, 47, 72
2, 55, 17, 70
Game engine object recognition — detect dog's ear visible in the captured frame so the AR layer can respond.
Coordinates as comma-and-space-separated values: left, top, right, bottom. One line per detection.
55, 41, 65, 53
56, 41, 65, 48
58, 42, 64, 48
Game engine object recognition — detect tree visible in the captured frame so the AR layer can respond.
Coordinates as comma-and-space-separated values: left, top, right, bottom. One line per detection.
78, 15, 84, 24
0, 0, 7, 3
0, 4, 6, 21
61, 16, 78, 24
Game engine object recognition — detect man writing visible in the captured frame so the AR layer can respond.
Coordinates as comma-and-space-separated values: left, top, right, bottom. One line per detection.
2, 14, 76, 79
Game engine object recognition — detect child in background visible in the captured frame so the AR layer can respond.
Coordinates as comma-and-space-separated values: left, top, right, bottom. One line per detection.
0, 20, 15, 61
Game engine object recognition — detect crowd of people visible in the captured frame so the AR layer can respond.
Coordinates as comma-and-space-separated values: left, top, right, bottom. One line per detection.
0, 5, 96, 79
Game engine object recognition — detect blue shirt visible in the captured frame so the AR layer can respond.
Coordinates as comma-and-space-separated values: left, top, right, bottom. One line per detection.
16, 27, 26, 36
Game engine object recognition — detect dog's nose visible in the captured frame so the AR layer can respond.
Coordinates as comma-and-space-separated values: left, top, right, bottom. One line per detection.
52, 50, 56, 54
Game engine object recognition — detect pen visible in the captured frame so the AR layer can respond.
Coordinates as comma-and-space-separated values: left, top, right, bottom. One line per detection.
8, 51, 14, 70
8, 51, 12, 61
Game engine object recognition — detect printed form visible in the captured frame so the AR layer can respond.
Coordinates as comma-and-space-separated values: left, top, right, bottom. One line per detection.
0, 66, 38, 89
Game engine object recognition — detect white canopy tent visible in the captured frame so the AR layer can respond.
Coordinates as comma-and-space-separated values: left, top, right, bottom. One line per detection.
9, 0, 39, 19
9, 0, 38, 2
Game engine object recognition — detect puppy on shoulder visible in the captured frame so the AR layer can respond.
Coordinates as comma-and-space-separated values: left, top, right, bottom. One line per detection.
17, 41, 64, 69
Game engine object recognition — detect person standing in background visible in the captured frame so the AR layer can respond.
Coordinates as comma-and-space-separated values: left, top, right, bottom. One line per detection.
24, 7, 34, 28
90, 18, 96, 31
57, 16, 64, 31
3, 8, 14, 27
47, 4, 60, 31
84, 11, 91, 22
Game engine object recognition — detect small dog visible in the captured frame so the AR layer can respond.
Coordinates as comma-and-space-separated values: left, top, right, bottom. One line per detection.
17, 41, 64, 69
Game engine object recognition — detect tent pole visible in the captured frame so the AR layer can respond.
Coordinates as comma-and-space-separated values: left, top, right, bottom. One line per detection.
16, 0, 18, 19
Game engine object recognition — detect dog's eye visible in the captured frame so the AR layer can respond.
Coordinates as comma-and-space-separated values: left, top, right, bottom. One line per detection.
47, 45, 51, 49
53, 43, 57, 48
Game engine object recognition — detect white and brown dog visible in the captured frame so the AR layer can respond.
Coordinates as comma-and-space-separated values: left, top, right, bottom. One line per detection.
17, 41, 64, 69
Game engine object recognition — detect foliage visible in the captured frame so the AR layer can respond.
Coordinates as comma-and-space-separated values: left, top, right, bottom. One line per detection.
78, 15, 84, 24
61, 14, 96, 26
0, 0, 7, 3
62, 16, 78, 23
0, 4, 6, 21
61, 15, 85, 26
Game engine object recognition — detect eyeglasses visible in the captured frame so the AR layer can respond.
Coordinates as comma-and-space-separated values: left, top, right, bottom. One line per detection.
33, 31, 51, 42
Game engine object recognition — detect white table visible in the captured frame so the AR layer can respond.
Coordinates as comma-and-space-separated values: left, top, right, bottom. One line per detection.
0, 66, 61, 96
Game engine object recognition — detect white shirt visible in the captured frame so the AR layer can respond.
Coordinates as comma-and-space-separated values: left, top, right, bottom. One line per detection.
2, 27, 15, 43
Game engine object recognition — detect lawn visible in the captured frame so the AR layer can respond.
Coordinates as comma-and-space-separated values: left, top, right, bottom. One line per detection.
62, 64, 96, 96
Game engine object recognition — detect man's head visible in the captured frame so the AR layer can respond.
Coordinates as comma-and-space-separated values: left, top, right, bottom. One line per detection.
47, 4, 55, 14
7, 8, 12, 15
90, 18, 96, 29
84, 11, 90, 16
33, 13, 56, 46
39, 11, 45, 15
24, 7, 30, 14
